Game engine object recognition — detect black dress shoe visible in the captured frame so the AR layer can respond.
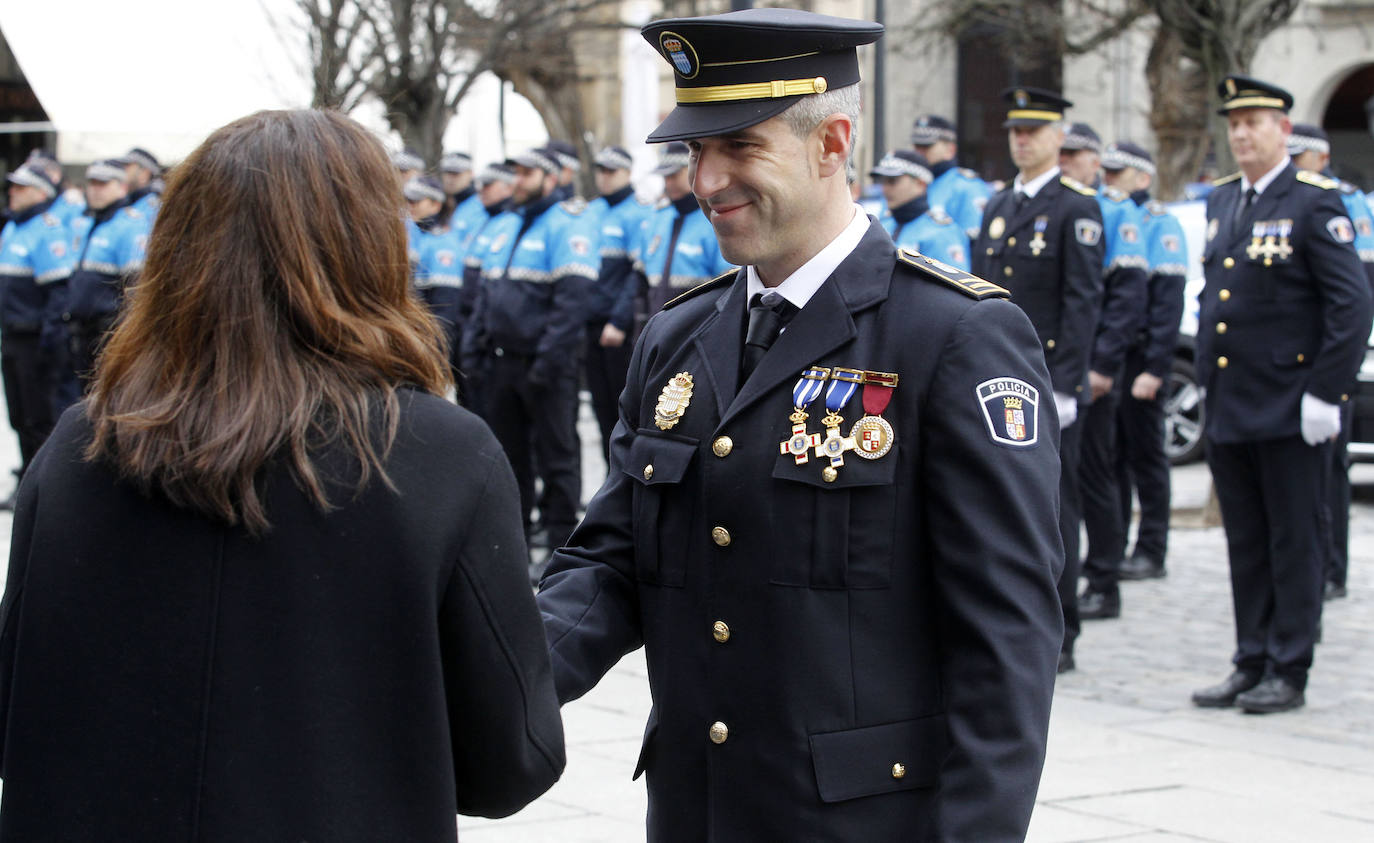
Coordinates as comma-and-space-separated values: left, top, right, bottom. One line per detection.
1078, 588, 1121, 620
1119, 554, 1166, 581
1236, 677, 1305, 714
1057, 651, 1075, 674
1324, 581, 1348, 601
1191, 670, 1262, 708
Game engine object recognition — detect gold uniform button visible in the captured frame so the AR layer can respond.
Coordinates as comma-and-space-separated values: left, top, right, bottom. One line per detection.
643, 464, 654, 481
1219, 289, 1231, 301
1296, 353, 1305, 363
1046, 339, 1056, 350
711, 526, 731, 547
1216, 322, 1227, 334
822, 466, 837, 483
1003, 266, 1014, 277
985, 247, 994, 256
1342, 393, 1350, 402
892, 763, 906, 780
709, 721, 729, 744
1217, 356, 1229, 369
1007, 236, 1017, 246
712, 436, 733, 458
1223, 257, 1235, 269
712, 621, 730, 643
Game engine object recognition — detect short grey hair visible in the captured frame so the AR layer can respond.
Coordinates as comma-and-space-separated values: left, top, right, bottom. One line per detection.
779, 83, 862, 154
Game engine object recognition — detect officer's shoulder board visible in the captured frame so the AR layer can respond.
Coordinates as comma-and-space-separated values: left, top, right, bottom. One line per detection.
1060, 176, 1097, 197
663, 269, 737, 310
1212, 172, 1242, 187
957, 167, 980, 180
897, 248, 1009, 300
1102, 185, 1128, 202
122, 206, 145, 221
928, 207, 954, 225
559, 197, 589, 215
40, 213, 62, 228
1295, 170, 1339, 191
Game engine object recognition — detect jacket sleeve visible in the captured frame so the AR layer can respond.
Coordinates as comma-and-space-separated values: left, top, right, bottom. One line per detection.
0, 430, 50, 766
536, 332, 649, 703
533, 215, 600, 380
441, 439, 566, 817
1054, 195, 1106, 397
1303, 189, 1374, 402
923, 298, 1063, 840
1143, 212, 1188, 378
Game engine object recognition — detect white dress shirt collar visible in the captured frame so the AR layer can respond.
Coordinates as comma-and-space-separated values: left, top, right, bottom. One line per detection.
746, 203, 869, 311
1013, 165, 1061, 199
1240, 157, 1290, 196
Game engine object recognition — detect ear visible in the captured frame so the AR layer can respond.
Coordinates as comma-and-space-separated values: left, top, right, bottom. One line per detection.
815, 113, 853, 180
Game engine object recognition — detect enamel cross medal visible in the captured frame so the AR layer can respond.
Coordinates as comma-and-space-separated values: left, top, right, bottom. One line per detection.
813, 367, 864, 482
779, 366, 829, 463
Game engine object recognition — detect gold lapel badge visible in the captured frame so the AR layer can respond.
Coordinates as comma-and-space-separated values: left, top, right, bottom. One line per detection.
655, 372, 695, 430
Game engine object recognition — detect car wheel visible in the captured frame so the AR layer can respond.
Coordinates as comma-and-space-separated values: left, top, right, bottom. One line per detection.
1165, 355, 1205, 465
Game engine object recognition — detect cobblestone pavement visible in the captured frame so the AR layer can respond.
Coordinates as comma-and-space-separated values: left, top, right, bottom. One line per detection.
2, 405, 1372, 841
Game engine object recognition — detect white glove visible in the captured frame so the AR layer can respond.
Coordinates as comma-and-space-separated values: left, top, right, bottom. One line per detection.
1300, 392, 1341, 446
1053, 391, 1078, 428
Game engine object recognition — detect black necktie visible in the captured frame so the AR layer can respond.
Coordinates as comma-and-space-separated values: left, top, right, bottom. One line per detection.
741, 291, 797, 380
1233, 187, 1257, 239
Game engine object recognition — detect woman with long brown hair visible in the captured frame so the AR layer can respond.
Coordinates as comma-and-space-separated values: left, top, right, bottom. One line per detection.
0, 110, 564, 840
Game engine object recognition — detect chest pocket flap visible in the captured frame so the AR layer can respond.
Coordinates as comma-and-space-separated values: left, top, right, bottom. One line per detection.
810, 715, 948, 803
622, 431, 698, 586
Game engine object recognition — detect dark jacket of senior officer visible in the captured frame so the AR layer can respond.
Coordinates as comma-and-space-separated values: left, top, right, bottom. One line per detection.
0, 110, 564, 841
536, 9, 1064, 841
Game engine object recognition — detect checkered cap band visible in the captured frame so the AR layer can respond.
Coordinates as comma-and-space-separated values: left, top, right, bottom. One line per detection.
392, 150, 425, 172
871, 154, 932, 183
125, 149, 160, 173
653, 151, 690, 175
513, 149, 560, 175
595, 148, 634, 171
7, 165, 56, 197
1101, 147, 1156, 175
1287, 134, 1330, 156
1062, 131, 1101, 154
479, 164, 516, 186
909, 125, 956, 145
85, 161, 127, 183
403, 178, 445, 203
439, 153, 472, 173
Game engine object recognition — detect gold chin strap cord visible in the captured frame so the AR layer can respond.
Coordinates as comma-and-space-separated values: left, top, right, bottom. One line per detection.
676, 76, 829, 104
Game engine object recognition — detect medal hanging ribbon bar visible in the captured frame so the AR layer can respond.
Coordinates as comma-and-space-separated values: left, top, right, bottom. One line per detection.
862, 370, 897, 415
850, 370, 899, 461
780, 366, 830, 464
815, 367, 865, 475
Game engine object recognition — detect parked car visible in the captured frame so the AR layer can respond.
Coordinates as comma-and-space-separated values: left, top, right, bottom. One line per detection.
1166, 198, 1374, 465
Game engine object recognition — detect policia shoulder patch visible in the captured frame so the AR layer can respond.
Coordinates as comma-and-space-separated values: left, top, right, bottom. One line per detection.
897, 248, 1009, 300
663, 268, 739, 309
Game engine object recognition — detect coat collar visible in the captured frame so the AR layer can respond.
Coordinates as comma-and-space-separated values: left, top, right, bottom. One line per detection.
1226, 162, 1295, 247
687, 218, 895, 426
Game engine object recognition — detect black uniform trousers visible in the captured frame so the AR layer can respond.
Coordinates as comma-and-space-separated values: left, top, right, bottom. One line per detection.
0, 331, 55, 476
1206, 435, 1326, 688
583, 321, 633, 464
484, 350, 582, 547
1115, 346, 1171, 565
1079, 367, 1126, 595
1057, 420, 1084, 654
1322, 401, 1353, 589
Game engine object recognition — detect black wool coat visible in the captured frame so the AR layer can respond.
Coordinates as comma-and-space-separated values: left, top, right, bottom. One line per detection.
538, 222, 1065, 842
0, 391, 564, 841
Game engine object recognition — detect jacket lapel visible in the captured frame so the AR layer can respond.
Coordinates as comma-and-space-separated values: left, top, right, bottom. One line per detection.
718, 221, 894, 428
689, 273, 748, 419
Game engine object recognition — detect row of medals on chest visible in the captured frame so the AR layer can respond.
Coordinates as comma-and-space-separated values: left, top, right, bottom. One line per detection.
653, 366, 898, 484
1208, 217, 1295, 266
987, 215, 1050, 255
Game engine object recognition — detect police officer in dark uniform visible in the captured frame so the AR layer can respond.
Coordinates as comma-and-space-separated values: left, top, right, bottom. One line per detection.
1101, 142, 1188, 584
1287, 123, 1374, 601
1190, 77, 1372, 714
972, 89, 1105, 673
537, 9, 1063, 840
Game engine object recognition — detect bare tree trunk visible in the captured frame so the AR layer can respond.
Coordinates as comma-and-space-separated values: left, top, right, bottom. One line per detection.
1145, 25, 1209, 200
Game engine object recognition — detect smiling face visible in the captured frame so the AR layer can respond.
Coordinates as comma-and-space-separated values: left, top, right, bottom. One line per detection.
1227, 108, 1290, 179
687, 111, 849, 283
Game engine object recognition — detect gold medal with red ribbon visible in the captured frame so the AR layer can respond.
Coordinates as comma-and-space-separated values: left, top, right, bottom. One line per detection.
849, 370, 898, 460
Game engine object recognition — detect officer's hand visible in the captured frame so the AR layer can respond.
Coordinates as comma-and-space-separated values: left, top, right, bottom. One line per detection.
1300, 392, 1341, 445
600, 323, 626, 348
1089, 370, 1114, 401
1054, 391, 1078, 428
1131, 372, 1163, 401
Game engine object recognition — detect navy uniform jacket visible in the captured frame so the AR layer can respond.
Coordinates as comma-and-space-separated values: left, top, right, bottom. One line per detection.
1198, 166, 1373, 443
538, 222, 1063, 841
972, 175, 1105, 403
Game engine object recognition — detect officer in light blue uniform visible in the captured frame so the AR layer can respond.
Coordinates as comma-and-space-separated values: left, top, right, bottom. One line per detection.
871, 148, 970, 270
441, 151, 487, 249
583, 144, 656, 460
637, 141, 733, 318
461, 146, 600, 558
910, 114, 992, 241
0, 164, 74, 500
25, 151, 86, 227
1288, 123, 1374, 602
120, 148, 162, 219
404, 176, 467, 381
60, 159, 149, 404
547, 139, 582, 202
1059, 122, 1149, 622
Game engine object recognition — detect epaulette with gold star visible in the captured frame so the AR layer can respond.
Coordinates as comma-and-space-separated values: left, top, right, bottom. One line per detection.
663, 268, 738, 310
1060, 176, 1097, 196
897, 248, 1009, 300
1296, 170, 1339, 190
1212, 172, 1242, 187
